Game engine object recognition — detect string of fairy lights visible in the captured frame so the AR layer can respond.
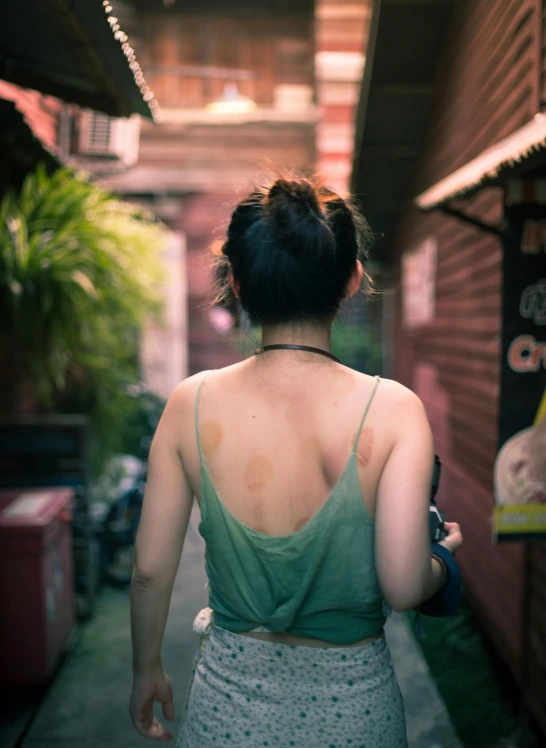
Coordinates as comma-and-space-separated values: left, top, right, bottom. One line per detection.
101, 0, 163, 123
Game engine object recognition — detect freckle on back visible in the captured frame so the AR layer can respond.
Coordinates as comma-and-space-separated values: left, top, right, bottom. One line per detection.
201, 420, 223, 456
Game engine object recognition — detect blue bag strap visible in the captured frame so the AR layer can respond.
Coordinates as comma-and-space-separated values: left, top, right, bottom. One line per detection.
419, 543, 463, 618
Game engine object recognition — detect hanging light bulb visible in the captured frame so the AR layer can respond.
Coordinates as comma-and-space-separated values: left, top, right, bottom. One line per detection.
205, 83, 257, 115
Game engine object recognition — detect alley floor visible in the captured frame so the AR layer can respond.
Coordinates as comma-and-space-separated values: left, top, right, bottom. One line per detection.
17, 504, 461, 748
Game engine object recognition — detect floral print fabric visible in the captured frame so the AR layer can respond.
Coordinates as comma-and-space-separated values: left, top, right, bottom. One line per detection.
177, 608, 407, 748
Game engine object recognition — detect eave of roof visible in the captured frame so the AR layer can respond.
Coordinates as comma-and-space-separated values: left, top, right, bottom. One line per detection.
127, 0, 314, 14
0, 0, 161, 121
0, 99, 60, 187
415, 113, 546, 210
350, 0, 456, 260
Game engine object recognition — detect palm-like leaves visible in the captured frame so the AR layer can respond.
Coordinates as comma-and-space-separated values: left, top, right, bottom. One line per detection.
0, 165, 166, 405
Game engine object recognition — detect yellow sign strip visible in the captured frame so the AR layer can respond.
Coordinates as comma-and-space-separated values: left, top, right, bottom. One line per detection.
494, 504, 546, 534
534, 386, 546, 426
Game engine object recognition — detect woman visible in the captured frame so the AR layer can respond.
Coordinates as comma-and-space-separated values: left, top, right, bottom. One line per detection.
129, 176, 463, 747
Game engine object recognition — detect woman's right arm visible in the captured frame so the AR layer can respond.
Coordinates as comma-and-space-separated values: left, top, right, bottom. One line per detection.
374, 388, 461, 612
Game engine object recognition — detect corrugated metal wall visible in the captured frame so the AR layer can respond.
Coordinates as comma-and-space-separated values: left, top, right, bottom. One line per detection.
392, 0, 541, 694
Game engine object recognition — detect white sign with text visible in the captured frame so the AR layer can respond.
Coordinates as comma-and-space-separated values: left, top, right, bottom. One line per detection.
402, 238, 437, 329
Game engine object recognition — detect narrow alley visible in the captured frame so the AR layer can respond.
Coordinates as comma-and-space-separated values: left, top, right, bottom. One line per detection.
17, 505, 461, 748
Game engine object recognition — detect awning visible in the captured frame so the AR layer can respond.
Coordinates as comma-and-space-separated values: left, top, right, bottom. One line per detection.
0, 99, 60, 189
415, 113, 546, 210
350, 0, 455, 259
0, 0, 160, 121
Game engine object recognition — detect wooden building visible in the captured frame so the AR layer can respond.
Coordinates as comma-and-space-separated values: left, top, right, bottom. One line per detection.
352, 0, 546, 737
315, 0, 370, 196
100, 0, 316, 374
102, 0, 375, 375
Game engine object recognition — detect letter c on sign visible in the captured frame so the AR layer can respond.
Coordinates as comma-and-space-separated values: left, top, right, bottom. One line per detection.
509, 335, 535, 372
508, 335, 546, 372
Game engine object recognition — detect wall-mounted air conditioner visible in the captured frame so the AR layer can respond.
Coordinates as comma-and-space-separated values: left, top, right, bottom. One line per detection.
78, 110, 141, 166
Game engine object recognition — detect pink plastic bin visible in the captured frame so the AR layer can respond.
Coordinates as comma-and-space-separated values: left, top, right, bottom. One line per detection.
0, 488, 75, 684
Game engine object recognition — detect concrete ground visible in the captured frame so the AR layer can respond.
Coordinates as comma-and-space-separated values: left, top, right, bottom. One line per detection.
18, 504, 461, 748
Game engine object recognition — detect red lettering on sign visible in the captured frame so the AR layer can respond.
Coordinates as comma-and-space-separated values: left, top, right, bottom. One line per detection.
521, 220, 546, 253
508, 335, 546, 372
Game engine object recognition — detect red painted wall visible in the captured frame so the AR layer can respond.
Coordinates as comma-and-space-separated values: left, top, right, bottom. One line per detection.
391, 0, 546, 730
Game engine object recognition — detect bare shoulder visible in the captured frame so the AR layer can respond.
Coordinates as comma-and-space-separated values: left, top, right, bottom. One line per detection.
376, 376, 425, 410
160, 369, 215, 423
348, 372, 428, 435
349, 371, 423, 408
376, 377, 432, 451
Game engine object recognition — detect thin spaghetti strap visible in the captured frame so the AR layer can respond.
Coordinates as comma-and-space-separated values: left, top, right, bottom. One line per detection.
195, 371, 212, 464
352, 375, 381, 452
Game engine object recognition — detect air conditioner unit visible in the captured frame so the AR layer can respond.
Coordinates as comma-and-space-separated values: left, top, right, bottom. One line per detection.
78, 110, 141, 166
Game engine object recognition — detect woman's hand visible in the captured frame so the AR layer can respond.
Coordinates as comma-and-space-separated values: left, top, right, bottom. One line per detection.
130, 670, 175, 742
439, 521, 463, 555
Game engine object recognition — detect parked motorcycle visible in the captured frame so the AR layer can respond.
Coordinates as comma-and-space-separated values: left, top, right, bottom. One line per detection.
90, 385, 166, 587
90, 454, 146, 587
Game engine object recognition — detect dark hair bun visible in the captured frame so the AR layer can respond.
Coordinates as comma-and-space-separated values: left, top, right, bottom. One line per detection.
266, 179, 321, 217
214, 174, 372, 325
264, 178, 330, 258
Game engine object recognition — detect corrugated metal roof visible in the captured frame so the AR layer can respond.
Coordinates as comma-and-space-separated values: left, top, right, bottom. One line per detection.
415, 113, 546, 209
0, 0, 159, 120
350, 0, 455, 259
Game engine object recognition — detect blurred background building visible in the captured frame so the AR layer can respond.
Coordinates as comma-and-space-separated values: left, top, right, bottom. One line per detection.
93, 0, 375, 375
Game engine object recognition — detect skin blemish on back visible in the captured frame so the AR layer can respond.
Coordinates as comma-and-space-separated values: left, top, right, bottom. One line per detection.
306, 436, 322, 453
200, 420, 223, 456
356, 426, 374, 469
293, 516, 311, 533
244, 455, 274, 492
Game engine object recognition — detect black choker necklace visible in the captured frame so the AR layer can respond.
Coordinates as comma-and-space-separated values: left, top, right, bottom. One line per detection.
254, 343, 340, 364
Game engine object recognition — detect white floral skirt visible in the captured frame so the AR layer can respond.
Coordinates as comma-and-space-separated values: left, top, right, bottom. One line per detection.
177, 608, 407, 748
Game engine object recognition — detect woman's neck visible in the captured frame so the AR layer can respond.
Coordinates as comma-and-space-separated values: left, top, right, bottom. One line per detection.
260, 322, 333, 352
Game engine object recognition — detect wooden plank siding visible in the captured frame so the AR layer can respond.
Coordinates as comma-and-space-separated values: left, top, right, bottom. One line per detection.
540, 0, 546, 107
120, 8, 317, 377
136, 15, 314, 108
315, 1, 370, 195
391, 0, 542, 694
393, 201, 525, 680
414, 0, 540, 198
527, 546, 546, 737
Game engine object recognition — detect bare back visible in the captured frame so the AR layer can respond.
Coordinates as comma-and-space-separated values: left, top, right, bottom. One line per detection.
178, 356, 401, 537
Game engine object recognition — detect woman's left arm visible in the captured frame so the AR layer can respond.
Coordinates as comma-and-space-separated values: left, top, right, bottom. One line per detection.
129, 385, 194, 741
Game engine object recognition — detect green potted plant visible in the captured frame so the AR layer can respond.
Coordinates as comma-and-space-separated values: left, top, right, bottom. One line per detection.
0, 165, 167, 471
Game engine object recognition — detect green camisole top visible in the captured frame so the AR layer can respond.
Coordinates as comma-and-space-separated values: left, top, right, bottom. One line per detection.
195, 371, 386, 644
